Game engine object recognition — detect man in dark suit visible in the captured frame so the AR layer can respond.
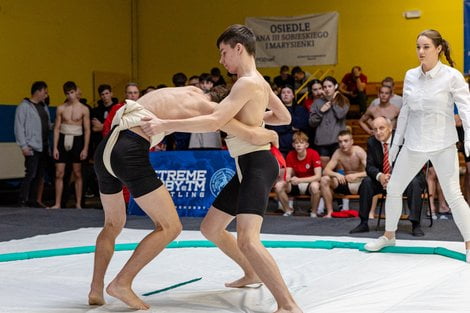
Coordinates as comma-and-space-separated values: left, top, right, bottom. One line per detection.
350, 117, 426, 236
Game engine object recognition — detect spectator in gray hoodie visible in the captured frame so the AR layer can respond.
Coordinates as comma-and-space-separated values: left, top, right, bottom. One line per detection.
309, 76, 350, 168
14, 81, 51, 207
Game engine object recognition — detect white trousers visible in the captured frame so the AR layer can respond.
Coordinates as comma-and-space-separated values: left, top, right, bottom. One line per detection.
385, 145, 470, 241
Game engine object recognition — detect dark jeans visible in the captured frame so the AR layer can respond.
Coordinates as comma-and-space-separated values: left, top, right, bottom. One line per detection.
19, 150, 47, 203
358, 173, 426, 224
346, 91, 367, 114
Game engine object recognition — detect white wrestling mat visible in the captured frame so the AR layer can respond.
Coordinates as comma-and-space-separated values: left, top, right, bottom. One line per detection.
0, 229, 469, 313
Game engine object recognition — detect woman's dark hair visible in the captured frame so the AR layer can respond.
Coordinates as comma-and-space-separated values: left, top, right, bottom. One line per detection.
417, 29, 455, 67
322, 76, 349, 108
307, 79, 322, 99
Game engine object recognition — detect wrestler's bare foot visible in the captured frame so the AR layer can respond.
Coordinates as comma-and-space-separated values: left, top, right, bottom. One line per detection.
47, 204, 60, 210
273, 306, 303, 313
76, 203, 82, 209
106, 280, 150, 310
323, 214, 332, 218
225, 275, 262, 288
88, 289, 105, 306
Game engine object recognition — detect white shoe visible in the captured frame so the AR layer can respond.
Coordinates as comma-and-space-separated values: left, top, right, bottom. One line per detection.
364, 236, 396, 252
466, 250, 470, 263
341, 198, 350, 211
310, 212, 317, 218
283, 210, 294, 217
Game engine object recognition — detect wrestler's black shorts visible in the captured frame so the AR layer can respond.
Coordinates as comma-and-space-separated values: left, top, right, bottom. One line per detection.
56, 134, 84, 163
334, 183, 352, 195
94, 129, 163, 198
212, 150, 278, 217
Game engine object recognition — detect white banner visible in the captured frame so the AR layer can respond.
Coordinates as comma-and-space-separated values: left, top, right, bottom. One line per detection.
246, 12, 338, 67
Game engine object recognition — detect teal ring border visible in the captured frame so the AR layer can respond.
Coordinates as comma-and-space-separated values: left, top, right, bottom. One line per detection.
0, 240, 465, 263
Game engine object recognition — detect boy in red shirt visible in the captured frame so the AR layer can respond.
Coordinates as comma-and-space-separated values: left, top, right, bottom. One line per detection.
273, 131, 322, 217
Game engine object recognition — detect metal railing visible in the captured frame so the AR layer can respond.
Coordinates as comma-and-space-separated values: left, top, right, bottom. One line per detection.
295, 68, 334, 103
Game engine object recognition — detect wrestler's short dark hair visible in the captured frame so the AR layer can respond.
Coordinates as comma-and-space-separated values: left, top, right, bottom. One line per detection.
31, 81, 47, 95
98, 84, 112, 94
63, 81, 77, 93
217, 24, 256, 56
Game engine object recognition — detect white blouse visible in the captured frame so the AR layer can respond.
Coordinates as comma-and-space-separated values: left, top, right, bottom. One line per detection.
393, 61, 470, 152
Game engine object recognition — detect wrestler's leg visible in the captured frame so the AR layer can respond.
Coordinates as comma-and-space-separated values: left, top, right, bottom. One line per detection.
200, 206, 261, 288
72, 163, 83, 208
237, 214, 302, 313
106, 186, 182, 310
89, 191, 126, 306
320, 176, 338, 218
50, 163, 65, 209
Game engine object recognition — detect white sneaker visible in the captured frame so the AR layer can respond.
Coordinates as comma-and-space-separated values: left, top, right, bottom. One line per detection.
364, 236, 396, 252
283, 210, 294, 217
310, 212, 317, 218
341, 198, 350, 211
466, 250, 470, 263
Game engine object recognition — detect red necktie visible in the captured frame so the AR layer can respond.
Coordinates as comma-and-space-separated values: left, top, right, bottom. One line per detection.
383, 143, 390, 174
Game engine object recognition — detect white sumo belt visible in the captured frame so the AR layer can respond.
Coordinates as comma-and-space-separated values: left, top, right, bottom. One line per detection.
224, 122, 270, 182
103, 100, 164, 178
60, 124, 83, 151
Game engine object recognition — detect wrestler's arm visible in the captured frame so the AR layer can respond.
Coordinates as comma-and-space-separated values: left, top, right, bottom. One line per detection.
358, 108, 373, 135
53, 105, 63, 160
221, 120, 279, 147
323, 152, 340, 178
264, 88, 291, 126
81, 106, 90, 160
142, 78, 253, 134
197, 92, 278, 146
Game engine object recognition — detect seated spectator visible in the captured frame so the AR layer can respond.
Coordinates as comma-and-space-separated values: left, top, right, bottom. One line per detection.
320, 130, 367, 218
427, 164, 450, 220
303, 79, 324, 112
291, 66, 310, 98
370, 77, 403, 108
339, 66, 367, 114
187, 75, 200, 87
210, 67, 226, 86
358, 85, 400, 135
141, 85, 156, 95
274, 65, 295, 90
172, 72, 187, 87
273, 131, 322, 217
189, 76, 228, 149
309, 76, 350, 168
267, 85, 309, 156
350, 117, 426, 236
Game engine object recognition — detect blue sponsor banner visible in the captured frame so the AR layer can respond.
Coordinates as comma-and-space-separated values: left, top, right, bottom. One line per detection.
127, 150, 236, 217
